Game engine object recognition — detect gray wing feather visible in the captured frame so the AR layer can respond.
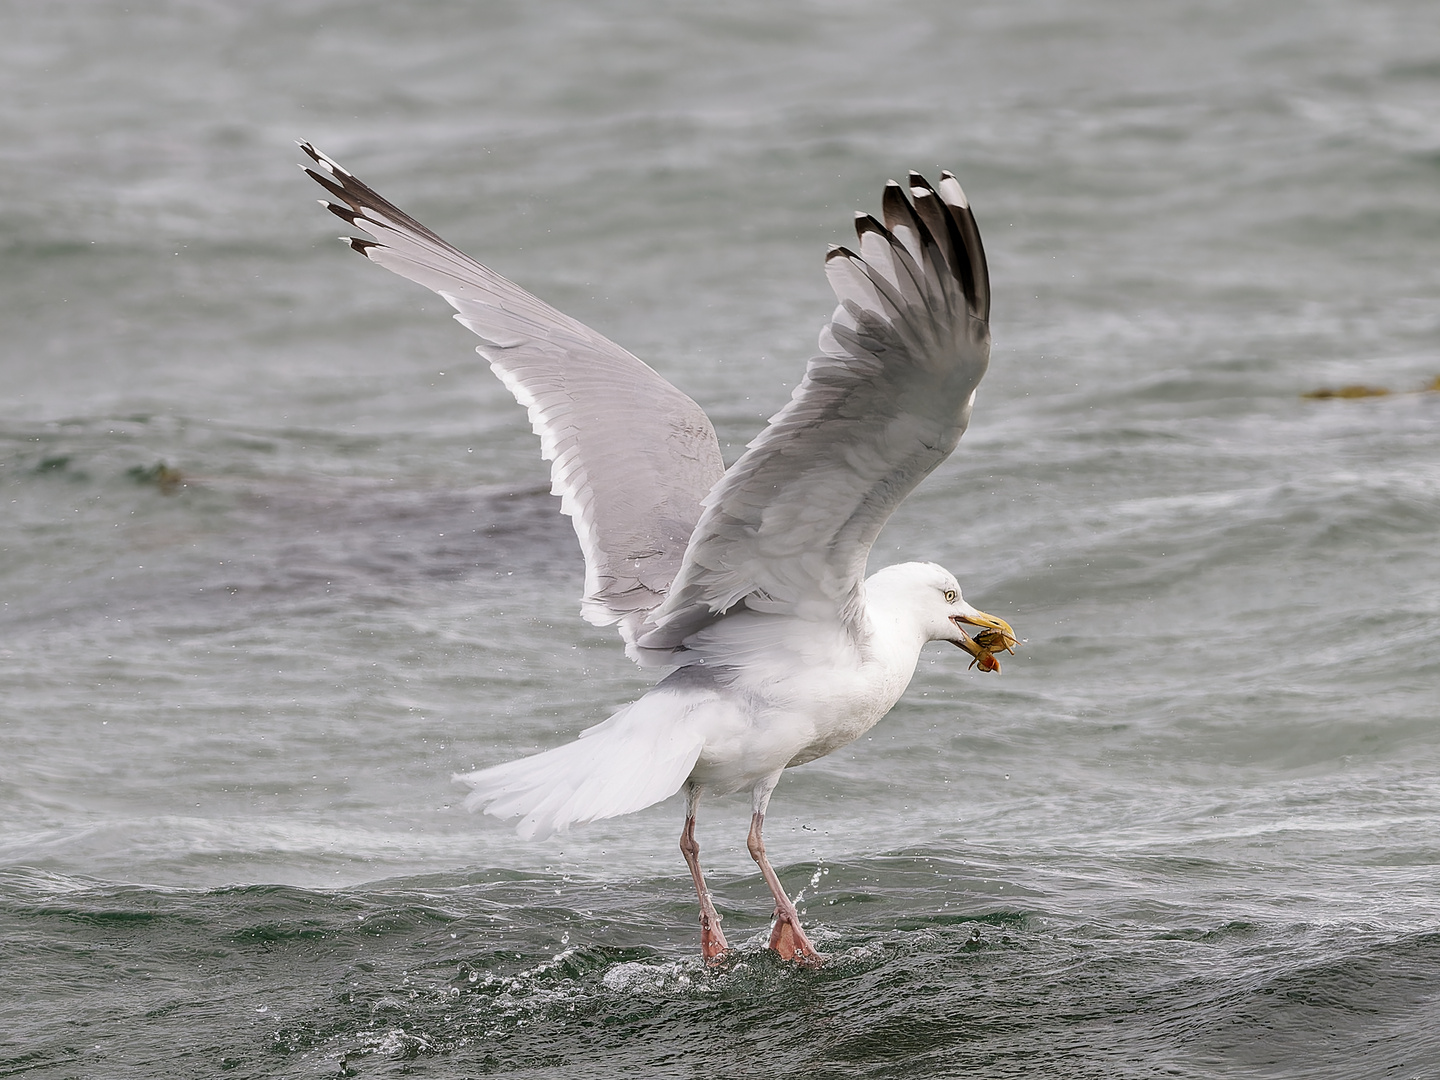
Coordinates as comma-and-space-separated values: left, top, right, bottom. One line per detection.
638, 172, 990, 649
300, 143, 725, 645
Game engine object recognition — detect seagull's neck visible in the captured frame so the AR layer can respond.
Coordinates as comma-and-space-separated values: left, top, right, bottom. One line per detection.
858, 591, 933, 706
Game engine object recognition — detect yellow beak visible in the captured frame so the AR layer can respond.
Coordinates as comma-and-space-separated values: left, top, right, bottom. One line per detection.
950, 608, 1017, 658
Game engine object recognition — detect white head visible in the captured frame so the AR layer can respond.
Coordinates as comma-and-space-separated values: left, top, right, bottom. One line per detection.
865, 561, 1014, 665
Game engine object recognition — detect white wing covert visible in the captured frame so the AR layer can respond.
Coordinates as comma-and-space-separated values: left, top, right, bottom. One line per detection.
638, 172, 990, 651
301, 144, 725, 647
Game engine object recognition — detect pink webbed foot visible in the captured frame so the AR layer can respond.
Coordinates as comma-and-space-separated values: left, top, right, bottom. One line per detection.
699, 912, 730, 966
768, 911, 823, 967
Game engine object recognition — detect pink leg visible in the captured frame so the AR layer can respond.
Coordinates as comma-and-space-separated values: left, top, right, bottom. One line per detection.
747, 811, 823, 967
680, 788, 729, 964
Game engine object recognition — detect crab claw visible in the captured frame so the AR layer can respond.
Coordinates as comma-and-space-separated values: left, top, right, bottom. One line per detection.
969, 651, 1002, 673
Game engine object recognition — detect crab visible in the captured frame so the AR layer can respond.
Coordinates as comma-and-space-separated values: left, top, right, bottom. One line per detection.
968, 626, 1019, 673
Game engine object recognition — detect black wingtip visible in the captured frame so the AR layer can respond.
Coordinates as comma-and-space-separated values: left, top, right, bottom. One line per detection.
871, 170, 990, 324
301, 148, 457, 252
324, 201, 361, 226
853, 213, 887, 241
303, 165, 352, 206
298, 141, 352, 178
881, 177, 936, 246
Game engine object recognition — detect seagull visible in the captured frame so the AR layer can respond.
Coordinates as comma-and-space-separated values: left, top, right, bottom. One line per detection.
300, 143, 1015, 966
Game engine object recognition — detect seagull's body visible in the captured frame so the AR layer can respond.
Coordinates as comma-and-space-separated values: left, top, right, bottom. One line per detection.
302, 144, 1015, 964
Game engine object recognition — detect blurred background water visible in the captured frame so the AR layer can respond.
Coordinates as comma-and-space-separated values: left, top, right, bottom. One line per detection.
2, 1, 1439, 1076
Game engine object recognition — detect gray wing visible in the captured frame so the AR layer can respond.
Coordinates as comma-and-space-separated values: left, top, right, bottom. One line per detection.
300, 143, 725, 646
637, 172, 990, 650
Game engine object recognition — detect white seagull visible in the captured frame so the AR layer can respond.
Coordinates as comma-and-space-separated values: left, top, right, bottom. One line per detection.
301, 143, 1016, 965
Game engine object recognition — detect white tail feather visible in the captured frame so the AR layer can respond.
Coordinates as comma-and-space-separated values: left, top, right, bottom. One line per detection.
456, 692, 707, 841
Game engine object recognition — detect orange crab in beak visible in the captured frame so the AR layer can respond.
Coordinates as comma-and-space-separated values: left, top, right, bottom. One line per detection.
950, 607, 1018, 673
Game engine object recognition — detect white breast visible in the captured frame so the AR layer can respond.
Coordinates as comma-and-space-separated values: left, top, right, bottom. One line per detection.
681, 606, 928, 791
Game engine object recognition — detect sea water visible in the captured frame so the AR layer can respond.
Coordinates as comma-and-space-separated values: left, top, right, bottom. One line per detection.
2, 1, 1439, 1076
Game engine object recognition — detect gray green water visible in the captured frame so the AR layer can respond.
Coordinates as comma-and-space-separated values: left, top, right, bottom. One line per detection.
3, 1, 1439, 1076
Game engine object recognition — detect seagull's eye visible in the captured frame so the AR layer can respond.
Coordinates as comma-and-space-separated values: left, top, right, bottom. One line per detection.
943, 589, 957, 604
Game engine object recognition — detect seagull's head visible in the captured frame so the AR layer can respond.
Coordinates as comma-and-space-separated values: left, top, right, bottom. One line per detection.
868, 562, 1017, 672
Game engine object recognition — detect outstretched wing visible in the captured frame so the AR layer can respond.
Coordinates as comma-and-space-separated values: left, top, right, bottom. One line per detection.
638, 172, 990, 649
300, 144, 725, 646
